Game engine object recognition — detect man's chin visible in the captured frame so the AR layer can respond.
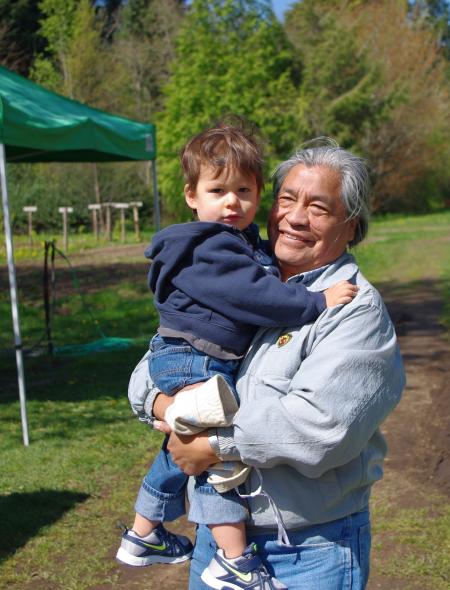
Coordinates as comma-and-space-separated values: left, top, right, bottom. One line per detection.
275, 241, 313, 261
275, 254, 312, 277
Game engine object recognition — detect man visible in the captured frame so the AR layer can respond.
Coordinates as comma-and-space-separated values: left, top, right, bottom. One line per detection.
137, 140, 405, 589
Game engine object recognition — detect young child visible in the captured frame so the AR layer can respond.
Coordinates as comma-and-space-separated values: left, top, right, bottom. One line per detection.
117, 120, 358, 589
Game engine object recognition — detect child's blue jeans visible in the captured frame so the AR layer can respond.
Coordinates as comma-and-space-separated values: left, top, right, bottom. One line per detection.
134, 334, 248, 525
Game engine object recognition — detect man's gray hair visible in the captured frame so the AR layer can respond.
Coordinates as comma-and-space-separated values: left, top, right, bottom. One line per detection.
272, 138, 371, 247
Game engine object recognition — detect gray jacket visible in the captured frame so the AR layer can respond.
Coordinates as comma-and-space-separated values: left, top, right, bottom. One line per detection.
129, 252, 405, 532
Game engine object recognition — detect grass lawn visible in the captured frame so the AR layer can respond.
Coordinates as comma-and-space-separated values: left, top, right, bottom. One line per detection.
0, 227, 155, 265
0, 210, 449, 589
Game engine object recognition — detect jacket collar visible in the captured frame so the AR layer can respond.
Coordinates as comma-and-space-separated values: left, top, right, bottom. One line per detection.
286, 252, 359, 291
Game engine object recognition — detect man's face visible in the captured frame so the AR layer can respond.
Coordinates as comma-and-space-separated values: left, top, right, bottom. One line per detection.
268, 164, 356, 281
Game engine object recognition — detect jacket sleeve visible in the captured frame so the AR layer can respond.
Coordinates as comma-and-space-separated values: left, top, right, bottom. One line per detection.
172, 232, 326, 328
218, 295, 405, 477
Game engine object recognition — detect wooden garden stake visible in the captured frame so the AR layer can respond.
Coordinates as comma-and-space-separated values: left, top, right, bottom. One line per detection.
114, 203, 129, 243
88, 204, 101, 241
129, 201, 143, 240
103, 202, 113, 242
23, 206, 37, 245
58, 207, 73, 252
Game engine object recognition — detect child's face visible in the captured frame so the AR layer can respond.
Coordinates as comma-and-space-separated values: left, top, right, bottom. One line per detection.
184, 165, 260, 231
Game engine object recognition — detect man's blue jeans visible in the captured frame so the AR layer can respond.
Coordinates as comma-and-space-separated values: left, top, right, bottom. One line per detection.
189, 509, 371, 589
135, 334, 246, 524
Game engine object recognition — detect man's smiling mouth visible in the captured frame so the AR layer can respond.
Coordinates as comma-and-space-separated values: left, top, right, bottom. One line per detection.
279, 230, 314, 244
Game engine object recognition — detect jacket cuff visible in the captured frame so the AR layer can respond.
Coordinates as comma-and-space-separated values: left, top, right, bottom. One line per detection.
209, 427, 241, 461
127, 349, 160, 427
144, 384, 161, 420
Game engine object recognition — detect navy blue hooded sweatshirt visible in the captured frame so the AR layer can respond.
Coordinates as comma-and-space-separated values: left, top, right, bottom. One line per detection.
145, 222, 326, 356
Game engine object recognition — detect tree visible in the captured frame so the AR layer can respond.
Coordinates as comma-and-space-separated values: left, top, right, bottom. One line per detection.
285, 0, 390, 153
116, 0, 187, 120
32, 0, 130, 109
285, 0, 450, 212
157, 0, 299, 219
95, 0, 123, 42
0, 0, 46, 75
409, 0, 450, 58
355, 0, 450, 211
31, 0, 77, 92
22, 0, 150, 230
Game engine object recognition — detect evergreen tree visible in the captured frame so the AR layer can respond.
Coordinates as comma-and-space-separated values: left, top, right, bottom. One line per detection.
0, 0, 46, 75
285, 0, 389, 152
157, 0, 298, 219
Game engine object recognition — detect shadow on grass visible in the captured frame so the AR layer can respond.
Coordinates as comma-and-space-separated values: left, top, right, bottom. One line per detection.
0, 489, 89, 562
0, 346, 147, 405
0, 260, 149, 300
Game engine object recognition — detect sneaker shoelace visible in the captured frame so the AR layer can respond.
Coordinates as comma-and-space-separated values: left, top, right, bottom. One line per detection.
154, 525, 186, 555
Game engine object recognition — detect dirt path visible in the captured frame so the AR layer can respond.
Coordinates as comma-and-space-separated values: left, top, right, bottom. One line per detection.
368, 282, 450, 590
97, 281, 450, 590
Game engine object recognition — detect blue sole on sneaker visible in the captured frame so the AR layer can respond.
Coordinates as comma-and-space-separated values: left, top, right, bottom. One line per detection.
201, 568, 243, 589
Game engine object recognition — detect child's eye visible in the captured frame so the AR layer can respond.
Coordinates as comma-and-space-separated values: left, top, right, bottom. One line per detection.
239, 187, 251, 193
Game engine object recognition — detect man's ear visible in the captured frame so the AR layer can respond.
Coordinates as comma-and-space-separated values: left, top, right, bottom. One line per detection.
184, 184, 197, 210
347, 216, 358, 243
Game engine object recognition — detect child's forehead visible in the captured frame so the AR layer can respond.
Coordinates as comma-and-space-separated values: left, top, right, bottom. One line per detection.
199, 164, 255, 183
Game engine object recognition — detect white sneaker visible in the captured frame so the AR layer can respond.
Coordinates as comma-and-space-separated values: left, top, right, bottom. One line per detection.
116, 524, 193, 567
201, 543, 287, 589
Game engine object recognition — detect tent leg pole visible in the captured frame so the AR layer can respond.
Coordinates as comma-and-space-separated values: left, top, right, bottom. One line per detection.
151, 160, 160, 232
0, 143, 29, 447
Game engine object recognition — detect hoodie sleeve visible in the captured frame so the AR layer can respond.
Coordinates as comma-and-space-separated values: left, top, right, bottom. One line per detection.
172, 231, 326, 328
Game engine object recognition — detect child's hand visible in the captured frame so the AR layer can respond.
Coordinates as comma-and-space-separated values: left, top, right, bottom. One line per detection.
153, 420, 172, 433
324, 280, 358, 307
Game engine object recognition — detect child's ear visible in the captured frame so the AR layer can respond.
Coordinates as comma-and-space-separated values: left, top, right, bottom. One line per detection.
184, 184, 197, 210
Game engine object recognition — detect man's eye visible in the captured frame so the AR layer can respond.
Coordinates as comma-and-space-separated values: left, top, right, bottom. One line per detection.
310, 203, 328, 213
278, 195, 295, 204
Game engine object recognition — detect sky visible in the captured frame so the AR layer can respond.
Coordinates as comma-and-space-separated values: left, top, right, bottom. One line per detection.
95, 0, 297, 22
271, 0, 295, 21
181, 1, 296, 22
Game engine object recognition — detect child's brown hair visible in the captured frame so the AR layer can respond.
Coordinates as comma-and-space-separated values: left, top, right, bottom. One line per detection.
180, 116, 264, 192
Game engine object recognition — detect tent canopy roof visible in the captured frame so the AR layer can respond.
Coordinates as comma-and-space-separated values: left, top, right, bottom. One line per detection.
0, 66, 156, 163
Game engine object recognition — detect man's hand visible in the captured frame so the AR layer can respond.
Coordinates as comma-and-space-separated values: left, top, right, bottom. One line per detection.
324, 280, 358, 307
167, 430, 219, 476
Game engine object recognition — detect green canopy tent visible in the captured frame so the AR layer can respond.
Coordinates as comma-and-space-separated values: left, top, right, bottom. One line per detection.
0, 66, 160, 446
